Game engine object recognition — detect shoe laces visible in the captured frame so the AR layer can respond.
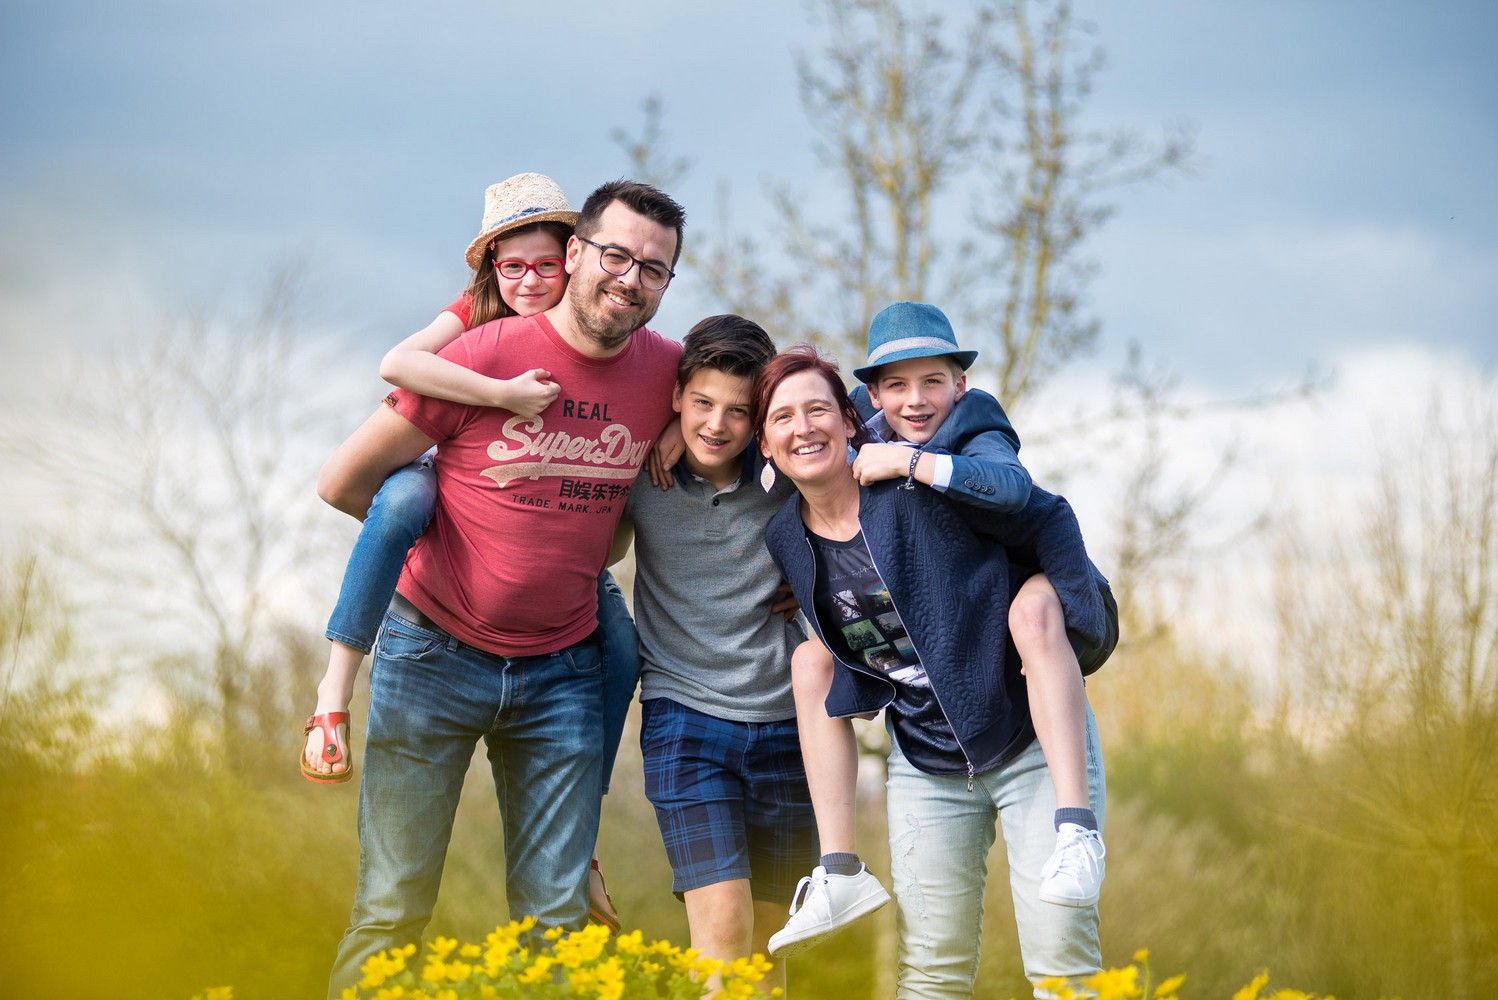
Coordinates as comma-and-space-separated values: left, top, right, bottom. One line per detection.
1052, 829, 1104, 879
785, 871, 828, 918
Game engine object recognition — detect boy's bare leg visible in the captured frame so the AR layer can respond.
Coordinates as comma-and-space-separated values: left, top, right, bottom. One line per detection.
1009, 574, 1089, 809
684, 880, 786, 996
790, 639, 859, 853
769, 640, 891, 957
1010, 572, 1106, 907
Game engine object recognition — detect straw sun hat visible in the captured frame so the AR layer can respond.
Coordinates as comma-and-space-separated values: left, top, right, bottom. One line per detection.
463, 173, 580, 270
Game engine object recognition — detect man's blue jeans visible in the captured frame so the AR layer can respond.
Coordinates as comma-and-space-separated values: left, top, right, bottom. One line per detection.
885, 704, 1106, 999
327, 605, 605, 997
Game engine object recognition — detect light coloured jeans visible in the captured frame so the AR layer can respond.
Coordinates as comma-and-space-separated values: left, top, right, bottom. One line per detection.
327, 608, 605, 998
885, 704, 1106, 999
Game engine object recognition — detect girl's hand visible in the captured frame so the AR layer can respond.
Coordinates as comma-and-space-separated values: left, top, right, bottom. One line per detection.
852, 442, 915, 485
647, 421, 686, 489
493, 369, 560, 418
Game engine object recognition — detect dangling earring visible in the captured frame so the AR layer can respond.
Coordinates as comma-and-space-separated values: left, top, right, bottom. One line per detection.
760, 460, 777, 493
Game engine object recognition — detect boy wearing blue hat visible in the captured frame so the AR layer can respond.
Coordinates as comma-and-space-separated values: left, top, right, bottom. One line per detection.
768, 302, 1117, 963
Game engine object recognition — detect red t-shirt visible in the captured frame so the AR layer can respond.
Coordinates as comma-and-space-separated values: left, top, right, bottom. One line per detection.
391, 312, 681, 656
443, 292, 474, 328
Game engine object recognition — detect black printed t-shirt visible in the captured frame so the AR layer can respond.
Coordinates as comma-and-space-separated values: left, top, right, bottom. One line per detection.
806, 528, 964, 773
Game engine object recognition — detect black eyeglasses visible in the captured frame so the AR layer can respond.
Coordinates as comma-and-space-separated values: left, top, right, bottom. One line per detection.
575, 236, 675, 291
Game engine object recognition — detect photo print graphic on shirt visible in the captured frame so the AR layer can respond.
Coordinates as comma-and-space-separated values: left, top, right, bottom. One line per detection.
862, 583, 895, 617
841, 619, 884, 652
864, 644, 930, 687
832, 589, 862, 622
874, 611, 905, 637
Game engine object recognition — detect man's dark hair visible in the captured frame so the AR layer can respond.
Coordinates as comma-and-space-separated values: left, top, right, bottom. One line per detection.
575, 179, 688, 267
678, 314, 777, 388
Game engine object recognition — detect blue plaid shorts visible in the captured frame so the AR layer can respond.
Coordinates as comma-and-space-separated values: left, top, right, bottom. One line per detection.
640, 697, 819, 904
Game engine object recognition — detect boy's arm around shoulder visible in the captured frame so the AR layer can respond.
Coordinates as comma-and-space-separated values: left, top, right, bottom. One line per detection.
926, 388, 1032, 512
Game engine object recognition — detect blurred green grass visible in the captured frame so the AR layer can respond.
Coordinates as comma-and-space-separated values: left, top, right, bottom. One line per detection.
4, 656, 1494, 999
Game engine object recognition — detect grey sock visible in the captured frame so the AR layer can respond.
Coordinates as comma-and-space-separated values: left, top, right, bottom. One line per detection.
1054, 807, 1097, 832
821, 852, 863, 876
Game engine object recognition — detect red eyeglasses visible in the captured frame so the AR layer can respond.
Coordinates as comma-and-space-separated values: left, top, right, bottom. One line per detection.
494, 257, 565, 280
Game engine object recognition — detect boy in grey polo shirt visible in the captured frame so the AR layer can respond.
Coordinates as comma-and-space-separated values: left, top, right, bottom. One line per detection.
615, 315, 816, 995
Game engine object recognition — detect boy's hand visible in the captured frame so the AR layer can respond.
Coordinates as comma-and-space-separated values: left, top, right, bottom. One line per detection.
853, 442, 917, 485
495, 369, 560, 418
647, 421, 686, 490
771, 581, 800, 622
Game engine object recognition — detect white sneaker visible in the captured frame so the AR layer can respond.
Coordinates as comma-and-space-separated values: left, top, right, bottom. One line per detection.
767, 864, 891, 957
1039, 824, 1106, 907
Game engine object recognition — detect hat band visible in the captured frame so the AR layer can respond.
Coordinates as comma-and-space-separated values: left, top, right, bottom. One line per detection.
487, 205, 552, 230
866, 336, 961, 366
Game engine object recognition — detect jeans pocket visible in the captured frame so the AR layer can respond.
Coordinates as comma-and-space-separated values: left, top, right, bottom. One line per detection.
563, 637, 604, 676
378, 617, 445, 661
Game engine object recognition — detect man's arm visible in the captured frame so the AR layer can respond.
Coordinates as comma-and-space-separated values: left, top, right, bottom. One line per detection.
317, 403, 439, 520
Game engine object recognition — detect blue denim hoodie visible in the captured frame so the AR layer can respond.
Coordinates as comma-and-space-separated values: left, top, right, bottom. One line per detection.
764, 480, 1106, 779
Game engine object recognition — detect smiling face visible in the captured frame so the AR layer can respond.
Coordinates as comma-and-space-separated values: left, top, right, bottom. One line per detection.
672, 368, 755, 489
492, 229, 568, 316
759, 369, 858, 489
866, 355, 967, 444
562, 200, 677, 354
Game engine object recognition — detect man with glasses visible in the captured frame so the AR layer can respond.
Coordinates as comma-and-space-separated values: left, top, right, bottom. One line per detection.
318, 180, 687, 997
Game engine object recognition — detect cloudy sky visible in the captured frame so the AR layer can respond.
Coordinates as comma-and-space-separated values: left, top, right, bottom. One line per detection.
3, 1, 1495, 670
4, 0, 1493, 380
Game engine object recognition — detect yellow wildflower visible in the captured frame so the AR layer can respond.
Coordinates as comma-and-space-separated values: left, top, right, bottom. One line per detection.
1037, 975, 1075, 1000
544, 925, 566, 942
1154, 973, 1187, 998
519, 955, 556, 985
430, 936, 459, 959
554, 922, 611, 967
1081, 964, 1142, 1000
1234, 971, 1271, 1000
569, 967, 599, 994
358, 948, 408, 990
445, 959, 473, 981
613, 929, 646, 956
1134, 949, 1150, 964
460, 943, 482, 959
728, 954, 773, 981
421, 959, 447, 984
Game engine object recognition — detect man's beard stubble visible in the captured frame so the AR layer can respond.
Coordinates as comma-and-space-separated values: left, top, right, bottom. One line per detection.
566, 279, 658, 353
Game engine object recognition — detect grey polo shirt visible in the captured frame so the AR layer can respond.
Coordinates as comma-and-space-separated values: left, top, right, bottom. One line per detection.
623, 457, 804, 722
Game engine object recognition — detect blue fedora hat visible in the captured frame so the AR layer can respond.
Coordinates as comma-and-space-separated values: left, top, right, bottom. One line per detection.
852, 302, 979, 383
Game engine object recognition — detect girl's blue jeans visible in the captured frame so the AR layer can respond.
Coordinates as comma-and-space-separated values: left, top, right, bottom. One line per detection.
324, 455, 642, 791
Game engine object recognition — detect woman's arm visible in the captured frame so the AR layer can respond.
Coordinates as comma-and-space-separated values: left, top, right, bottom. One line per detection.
380, 311, 561, 417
